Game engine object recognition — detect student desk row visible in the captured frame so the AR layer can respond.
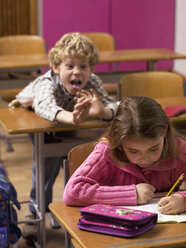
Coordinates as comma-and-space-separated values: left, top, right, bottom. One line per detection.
0, 48, 186, 71
49, 201, 186, 248
0, 96, 185, 248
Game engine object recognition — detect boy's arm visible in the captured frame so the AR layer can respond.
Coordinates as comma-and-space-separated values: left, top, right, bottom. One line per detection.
56, 109, 86, 124
56, 97, 91, 124
56, 110, 75, 124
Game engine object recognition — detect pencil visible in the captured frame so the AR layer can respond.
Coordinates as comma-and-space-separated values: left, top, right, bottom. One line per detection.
166, 173, 184, 197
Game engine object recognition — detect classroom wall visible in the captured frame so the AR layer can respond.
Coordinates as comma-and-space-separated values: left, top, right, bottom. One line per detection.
42, 0, 175, 72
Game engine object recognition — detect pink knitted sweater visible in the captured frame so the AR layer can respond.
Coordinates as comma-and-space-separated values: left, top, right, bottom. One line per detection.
63, 138, 186, 206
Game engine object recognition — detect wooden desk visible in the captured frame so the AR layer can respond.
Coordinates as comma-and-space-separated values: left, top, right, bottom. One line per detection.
49, 201, 186, 248
0, 49, 186, 71
99, 48, 186, 71
0, 107, 109, 248
0, 54, 49, 69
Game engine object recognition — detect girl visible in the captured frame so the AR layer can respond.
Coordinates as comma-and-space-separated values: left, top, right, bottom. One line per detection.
63, 96, 186, 215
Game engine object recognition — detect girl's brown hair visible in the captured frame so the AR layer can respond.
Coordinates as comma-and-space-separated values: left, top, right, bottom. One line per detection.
103, 96, 180, 163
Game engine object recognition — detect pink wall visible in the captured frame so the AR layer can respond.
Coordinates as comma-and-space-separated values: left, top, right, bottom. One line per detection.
111, 0, 175, 71
43, 0, 110, 49
42, 0, 175, 72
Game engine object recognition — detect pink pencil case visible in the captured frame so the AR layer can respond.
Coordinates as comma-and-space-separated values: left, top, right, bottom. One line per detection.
77, 204, 158, 238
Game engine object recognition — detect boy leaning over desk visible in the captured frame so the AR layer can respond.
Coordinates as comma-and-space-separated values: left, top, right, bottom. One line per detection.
9, 32, 118, 240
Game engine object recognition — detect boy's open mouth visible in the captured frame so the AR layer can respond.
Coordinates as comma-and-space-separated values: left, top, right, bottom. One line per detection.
71, 80, 81, 89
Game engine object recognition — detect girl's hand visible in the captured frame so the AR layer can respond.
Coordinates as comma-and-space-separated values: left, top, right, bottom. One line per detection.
158, 193, 186, 214
136, 183, 155, 205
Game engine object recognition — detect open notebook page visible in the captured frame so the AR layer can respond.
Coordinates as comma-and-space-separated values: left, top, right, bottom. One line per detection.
124, 198, 186, 223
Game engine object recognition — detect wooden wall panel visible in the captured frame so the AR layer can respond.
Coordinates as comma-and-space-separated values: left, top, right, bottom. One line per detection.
0, 0, 37, 36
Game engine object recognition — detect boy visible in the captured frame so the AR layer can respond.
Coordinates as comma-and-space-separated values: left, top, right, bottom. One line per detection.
10, 32, 117, 239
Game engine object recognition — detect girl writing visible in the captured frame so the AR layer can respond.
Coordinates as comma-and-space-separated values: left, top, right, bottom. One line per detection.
63, 96, 186, 215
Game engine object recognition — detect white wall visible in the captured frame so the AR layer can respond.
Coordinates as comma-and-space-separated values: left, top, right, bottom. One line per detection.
174, 0, 186, 76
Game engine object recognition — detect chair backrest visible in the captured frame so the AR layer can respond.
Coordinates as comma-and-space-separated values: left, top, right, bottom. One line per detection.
83, 32, 116, 51
0, 35, 46, 55
83, 32, 117, 73
64, 141, 97, 185
120, 71, 184, 100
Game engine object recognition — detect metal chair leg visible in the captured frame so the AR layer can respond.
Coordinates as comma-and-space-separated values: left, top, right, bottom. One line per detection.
0, 135, 14, 152
64, 230, 72, 248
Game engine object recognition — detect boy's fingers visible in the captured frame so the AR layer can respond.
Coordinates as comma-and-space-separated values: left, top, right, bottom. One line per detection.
77, 90, 91, 97
90, 88, 96, 94
76, 90, 93, 101
90, 88, 99, 98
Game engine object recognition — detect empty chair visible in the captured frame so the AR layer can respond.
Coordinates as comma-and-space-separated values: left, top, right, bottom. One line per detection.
0, 35, 46, 55
83, 32, 118, 99
83, 32, 117, 70
120, 71, 184, 100
83, 32, 116, 51
0, 35, 47, 152
0, 35, 47, 78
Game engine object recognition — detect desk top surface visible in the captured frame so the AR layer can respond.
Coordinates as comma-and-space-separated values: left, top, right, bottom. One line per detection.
99, 48, 186, 63
0, 97, 185, 135
0, 53, 49, 69
0, 49, 186, 69
49, 201, 186, 248
0, 107, 109, 134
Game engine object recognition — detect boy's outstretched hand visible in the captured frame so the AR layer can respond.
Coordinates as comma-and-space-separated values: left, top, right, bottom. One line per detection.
75, 89, 113, 120
57, 88, 114, 125
158, 193, 186, 214
72, 95, 91, 124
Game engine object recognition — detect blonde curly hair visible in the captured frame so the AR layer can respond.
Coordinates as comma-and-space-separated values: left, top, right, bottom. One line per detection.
48, 32, 99, 70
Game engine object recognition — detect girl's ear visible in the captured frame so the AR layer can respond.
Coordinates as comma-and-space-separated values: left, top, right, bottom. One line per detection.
52, 65, 59, 74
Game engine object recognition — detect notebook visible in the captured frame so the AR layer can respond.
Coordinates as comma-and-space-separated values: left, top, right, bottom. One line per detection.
126, 198, 186, 223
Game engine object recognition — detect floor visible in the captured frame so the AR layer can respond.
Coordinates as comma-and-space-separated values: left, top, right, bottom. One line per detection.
0, 125, 66, 248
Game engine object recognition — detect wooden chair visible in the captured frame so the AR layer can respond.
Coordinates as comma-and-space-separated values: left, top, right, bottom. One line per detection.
0, 35, 47, 152
0, 35, 46, 55
83, 32, 118, 99
0, 35, 47, 79
83, 32, 116, 70
63, 141, 97, 185
120, 71, 184, 100
83, 32, 116, 52
63, 141, 97, 248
